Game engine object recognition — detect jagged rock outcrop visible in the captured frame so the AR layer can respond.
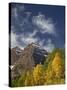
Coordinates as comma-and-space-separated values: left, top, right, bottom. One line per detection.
11, 43, 48, 79
11, 46, 23, 65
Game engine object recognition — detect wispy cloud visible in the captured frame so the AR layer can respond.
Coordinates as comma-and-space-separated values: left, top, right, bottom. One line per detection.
11, 13, 55, 52
20, 30, 38, 45
32, 13, 56, 35
11, 31, 18, 48
37, 38, 55, 52
10, 3, 65, 52
43, 39, 55, 52
11, 6, 55, 52
11, 29, 38, 49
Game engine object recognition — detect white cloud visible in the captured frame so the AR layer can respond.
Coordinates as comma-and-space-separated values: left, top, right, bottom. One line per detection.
21, 30, 38, 45
11, 28, 54, 52
11, 29, 38, 49
36, 38, 54, 52
11, 31, 25, 50
12, 7, 18, 18
32, 13, 56, 35
21, 37, 38, 44
11, 12, 55, 51
43, 39, 55, 52
29, 30, 38, 37
11, 31, 18, 48
39, 39, 45, 46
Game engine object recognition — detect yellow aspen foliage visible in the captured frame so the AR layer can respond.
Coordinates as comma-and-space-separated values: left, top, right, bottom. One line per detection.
46, 69, 55, 80
52, 52, 63, 78
24, 71, 34, 86
33, 64, 45, 85
44, 66, 55, 85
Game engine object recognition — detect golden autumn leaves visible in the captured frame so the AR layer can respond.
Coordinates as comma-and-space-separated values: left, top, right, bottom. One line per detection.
11, 49, 65, 87
44, 52, 65, 85
52, 52, 64, 78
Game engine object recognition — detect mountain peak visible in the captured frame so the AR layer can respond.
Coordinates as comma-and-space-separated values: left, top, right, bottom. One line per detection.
11, 43, 48, 79
27, 42, 43, 50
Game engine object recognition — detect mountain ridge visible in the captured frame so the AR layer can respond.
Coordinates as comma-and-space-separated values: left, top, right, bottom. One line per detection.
10, 43, 48, 79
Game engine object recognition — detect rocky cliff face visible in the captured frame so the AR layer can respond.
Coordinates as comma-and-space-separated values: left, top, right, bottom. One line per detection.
11, 43, 48, 79
11, 46, 23, 65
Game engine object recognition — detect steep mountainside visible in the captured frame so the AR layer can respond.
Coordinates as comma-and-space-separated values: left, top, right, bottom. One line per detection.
11, 43, 48, 79
11, 46, 23, 65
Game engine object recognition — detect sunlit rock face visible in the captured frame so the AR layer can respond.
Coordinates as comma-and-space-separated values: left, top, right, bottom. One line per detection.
10, 43, 48, 79
11, 46, 23, 65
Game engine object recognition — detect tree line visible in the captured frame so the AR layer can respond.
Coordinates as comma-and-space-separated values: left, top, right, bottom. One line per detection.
11, 48, 65, 87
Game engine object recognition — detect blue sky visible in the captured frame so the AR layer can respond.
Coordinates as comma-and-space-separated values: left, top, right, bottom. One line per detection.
10, 3, 65, 52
